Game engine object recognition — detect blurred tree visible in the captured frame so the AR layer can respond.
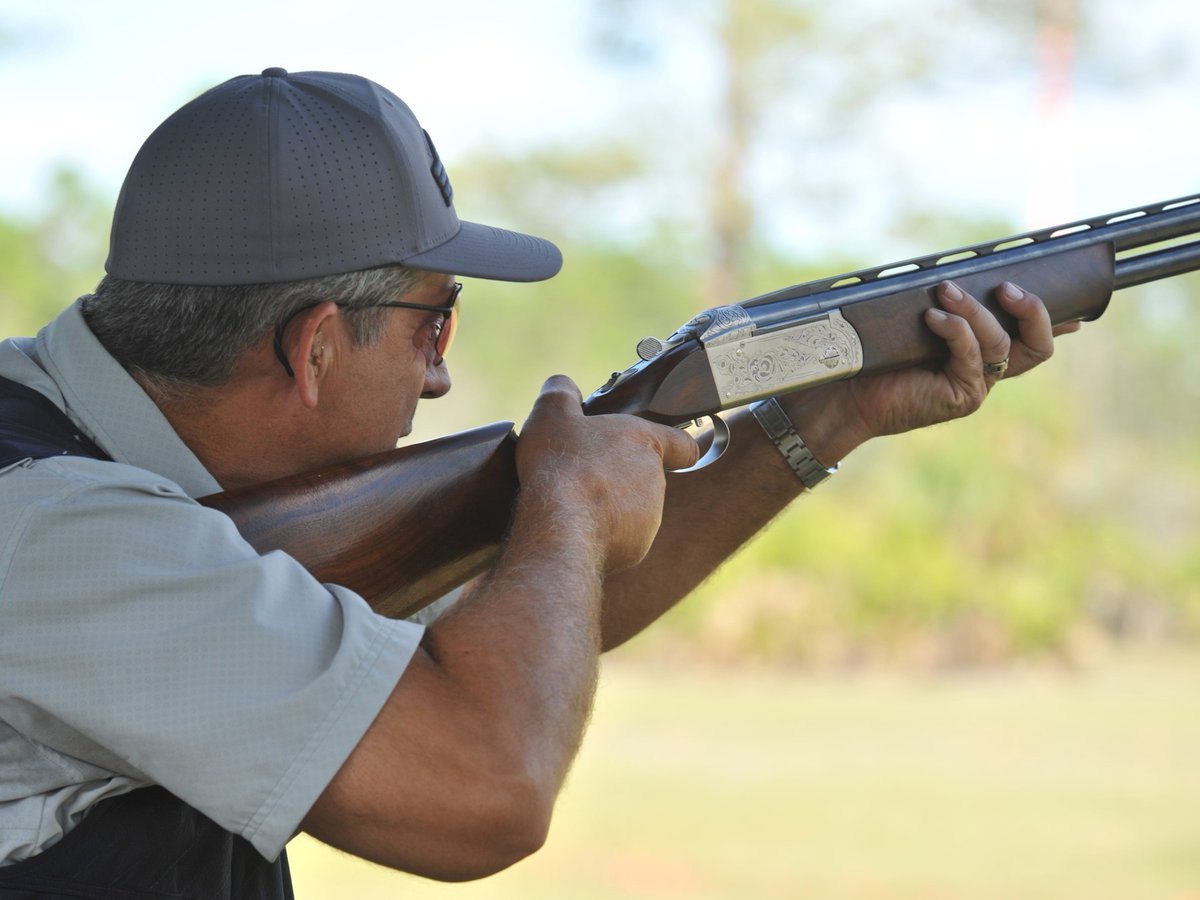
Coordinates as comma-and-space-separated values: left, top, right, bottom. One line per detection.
0, 168, 110, 337
1, 6, 1195, 666
569, 0, 1200, 665
587, 0, 1192, 290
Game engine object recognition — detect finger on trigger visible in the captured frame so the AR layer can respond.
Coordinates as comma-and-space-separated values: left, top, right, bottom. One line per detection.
654, 422, 701, 471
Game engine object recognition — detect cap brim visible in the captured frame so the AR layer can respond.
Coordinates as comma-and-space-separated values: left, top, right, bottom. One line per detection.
401, 220, 563, 283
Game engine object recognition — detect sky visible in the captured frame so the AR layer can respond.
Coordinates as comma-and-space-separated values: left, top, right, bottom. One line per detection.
2, 0, 1199, 256
0, 1, 609, 208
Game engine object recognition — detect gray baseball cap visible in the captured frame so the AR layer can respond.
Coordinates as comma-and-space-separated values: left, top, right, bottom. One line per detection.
105, 68, 563, 285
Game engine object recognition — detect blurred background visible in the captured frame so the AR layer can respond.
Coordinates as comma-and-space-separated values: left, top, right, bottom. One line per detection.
3, 0, 1198, 896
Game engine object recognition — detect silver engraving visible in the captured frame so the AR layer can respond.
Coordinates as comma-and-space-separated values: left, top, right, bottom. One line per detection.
706, 309, 863, 404
675, 305, 755, 344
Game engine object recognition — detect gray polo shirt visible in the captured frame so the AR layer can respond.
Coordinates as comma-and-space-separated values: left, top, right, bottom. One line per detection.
0, 299, 425, 864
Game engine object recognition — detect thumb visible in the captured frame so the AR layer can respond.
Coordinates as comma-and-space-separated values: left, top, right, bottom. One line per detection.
533, 374, 584, 412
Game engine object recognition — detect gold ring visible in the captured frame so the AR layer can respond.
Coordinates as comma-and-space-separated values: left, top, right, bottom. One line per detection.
983, 358, 1009, 377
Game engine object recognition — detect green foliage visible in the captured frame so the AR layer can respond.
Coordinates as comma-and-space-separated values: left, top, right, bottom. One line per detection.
3, 125, 1197, 674
0, 168, 109, 338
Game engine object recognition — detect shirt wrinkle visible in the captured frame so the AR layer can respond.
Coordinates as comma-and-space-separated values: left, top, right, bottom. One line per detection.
0, 300, 425, 865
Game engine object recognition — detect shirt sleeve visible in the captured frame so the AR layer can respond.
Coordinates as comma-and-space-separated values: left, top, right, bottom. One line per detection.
0, 457, 425, 861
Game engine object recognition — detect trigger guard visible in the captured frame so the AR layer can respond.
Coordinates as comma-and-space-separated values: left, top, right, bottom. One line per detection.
669, 414, 730, 474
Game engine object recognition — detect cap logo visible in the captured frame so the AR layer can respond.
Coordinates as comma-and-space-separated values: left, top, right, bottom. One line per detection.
424, 130, 454, 207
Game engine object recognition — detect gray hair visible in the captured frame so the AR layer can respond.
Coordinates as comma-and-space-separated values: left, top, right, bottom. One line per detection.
82, 265, 427, 396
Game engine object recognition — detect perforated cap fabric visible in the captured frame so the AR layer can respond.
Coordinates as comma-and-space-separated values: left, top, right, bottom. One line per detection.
105, 68, 562, 285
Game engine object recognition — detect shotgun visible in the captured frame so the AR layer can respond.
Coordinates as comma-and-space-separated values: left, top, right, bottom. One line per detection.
200, 194, 1200, 618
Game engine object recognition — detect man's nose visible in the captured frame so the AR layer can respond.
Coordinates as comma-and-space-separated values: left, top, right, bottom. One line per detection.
421, 360, 451, 399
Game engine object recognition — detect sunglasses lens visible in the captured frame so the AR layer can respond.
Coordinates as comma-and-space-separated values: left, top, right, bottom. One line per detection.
436, 301, 459, 358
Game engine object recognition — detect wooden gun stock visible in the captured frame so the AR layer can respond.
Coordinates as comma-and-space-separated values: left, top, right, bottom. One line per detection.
199, 421, 519, 618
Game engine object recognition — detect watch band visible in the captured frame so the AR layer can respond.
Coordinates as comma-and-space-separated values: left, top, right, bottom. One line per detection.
749, 397, 839, 489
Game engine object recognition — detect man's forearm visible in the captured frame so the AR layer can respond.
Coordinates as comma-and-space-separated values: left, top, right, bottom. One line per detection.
432, 476, 606, 790
305, 479, 609, 880
599, 383, 866, 650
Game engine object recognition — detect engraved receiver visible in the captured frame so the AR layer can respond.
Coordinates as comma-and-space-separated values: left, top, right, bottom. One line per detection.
583, 194, 1200, 442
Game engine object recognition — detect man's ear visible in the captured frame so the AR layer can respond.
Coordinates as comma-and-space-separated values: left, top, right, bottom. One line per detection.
281, 301, 340, 409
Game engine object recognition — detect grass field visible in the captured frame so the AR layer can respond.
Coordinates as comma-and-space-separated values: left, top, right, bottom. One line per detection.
287, 652, 1200, 899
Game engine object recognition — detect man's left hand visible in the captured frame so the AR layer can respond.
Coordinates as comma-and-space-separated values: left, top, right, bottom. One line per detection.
788, 280, 1080, 461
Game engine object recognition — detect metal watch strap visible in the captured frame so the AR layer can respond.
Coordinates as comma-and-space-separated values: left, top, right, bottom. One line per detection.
749, 397, 839, 489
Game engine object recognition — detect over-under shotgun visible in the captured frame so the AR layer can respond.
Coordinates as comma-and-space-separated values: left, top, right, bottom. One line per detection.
201, 194, 1200, 618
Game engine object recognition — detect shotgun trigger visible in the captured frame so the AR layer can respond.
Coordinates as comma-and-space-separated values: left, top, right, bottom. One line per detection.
668, 414, 730, 474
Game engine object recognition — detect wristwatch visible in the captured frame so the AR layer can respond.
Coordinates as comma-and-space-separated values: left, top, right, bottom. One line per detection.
749, 397, 839, 490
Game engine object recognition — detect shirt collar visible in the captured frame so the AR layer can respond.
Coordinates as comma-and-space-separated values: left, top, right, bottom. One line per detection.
32, 299, 222, 498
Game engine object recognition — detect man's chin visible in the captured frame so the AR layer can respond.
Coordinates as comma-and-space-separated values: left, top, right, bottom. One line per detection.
395, 417, 415, 445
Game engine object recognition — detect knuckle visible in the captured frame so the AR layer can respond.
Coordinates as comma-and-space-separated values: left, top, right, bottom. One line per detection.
540, 387, 581, 411
961, 391, 986, 417
541, 374, 580, 397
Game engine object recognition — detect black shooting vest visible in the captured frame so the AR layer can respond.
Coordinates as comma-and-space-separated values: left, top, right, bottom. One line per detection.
0, 375, 293, 899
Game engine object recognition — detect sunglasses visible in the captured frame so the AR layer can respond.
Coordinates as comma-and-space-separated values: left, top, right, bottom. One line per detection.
274, 282, 462, 377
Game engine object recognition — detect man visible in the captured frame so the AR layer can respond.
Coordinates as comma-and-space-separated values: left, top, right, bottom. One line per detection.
0, 69, 1071, 896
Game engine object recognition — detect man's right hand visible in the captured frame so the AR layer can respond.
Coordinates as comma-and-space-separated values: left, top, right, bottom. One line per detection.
515, 374, 699, 574
304, 376, 696, 881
